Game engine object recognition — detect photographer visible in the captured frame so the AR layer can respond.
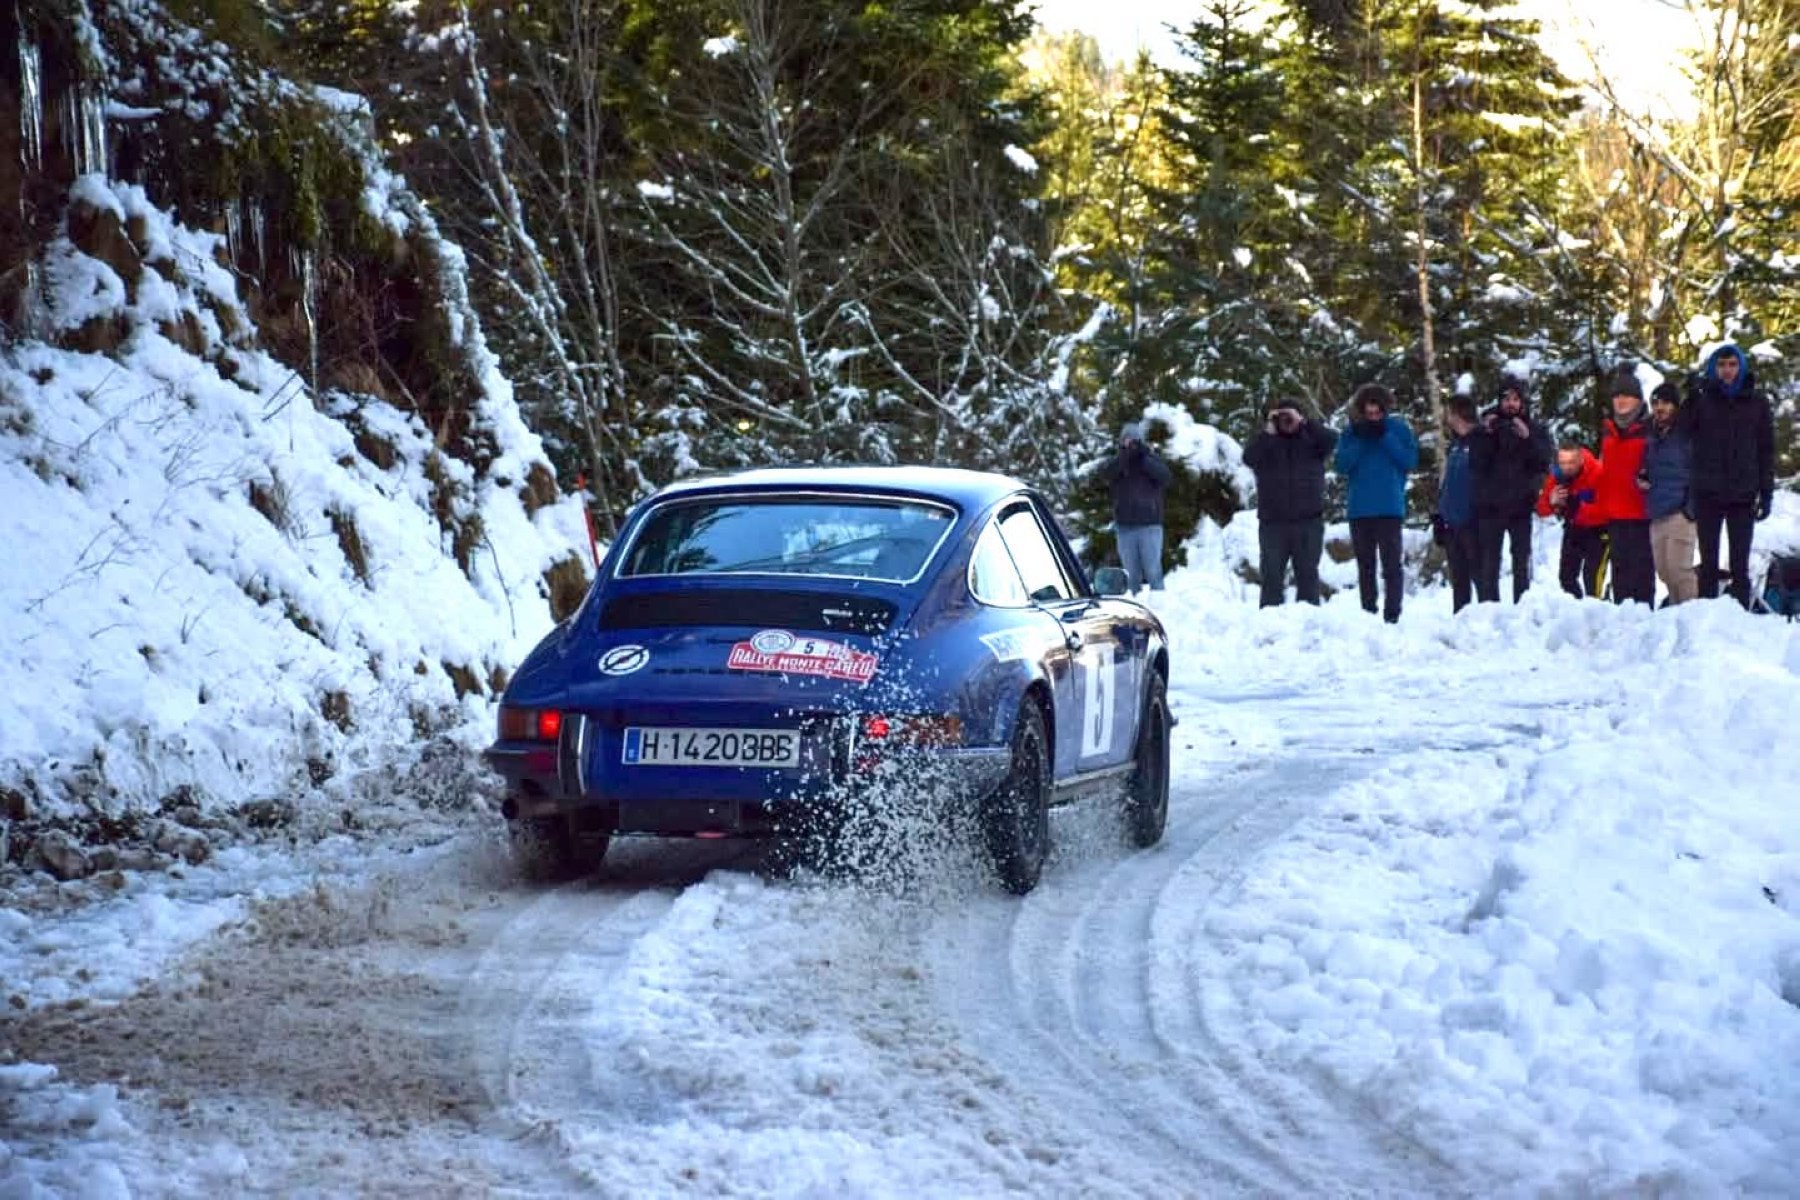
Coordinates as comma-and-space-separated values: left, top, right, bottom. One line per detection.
1471, 375, 1554, 603
1244, 400, 1338, 606
1103, 421, 1173, 592
1333, 384, 1418, 623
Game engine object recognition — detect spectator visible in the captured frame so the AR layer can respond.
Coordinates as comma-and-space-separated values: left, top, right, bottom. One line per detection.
1470, 374, 1554, 603
1104, 421, 1173, 593
1333, 383, 1418, 623
1244, 400, 1338, 607
1537, 442, 1608, 598
1685, 344, 1776, 606
1597, 371, 1655, 605
1436, 395, 1481, 613
1643, 381, 1697, 605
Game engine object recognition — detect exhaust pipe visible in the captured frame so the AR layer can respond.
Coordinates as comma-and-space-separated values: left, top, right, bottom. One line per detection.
501, 796, 520, 820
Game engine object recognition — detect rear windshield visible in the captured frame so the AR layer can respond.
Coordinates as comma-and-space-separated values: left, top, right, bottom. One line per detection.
618, 495, 957, 583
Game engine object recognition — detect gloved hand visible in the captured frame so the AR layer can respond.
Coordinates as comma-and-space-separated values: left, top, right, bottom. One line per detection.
1756, 491, 1773, 521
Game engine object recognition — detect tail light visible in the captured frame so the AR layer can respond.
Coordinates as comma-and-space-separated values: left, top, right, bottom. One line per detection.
858, 714, 963, 748
499, 706, 564, 742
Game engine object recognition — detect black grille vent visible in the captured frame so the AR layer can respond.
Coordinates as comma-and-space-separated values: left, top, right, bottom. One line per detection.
600, 590, 896, 634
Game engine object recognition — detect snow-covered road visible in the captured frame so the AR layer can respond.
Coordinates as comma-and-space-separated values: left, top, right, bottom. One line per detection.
6, 591, 1799, 1197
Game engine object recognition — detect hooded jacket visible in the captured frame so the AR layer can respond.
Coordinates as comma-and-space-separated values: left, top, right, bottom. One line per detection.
1643, 417, 1693, 521
1244, 420, 1338, 522
1598, 403, 1651, 522
1470, 394, 1554, 518
1103, 439, 1173, 526
1685, 345, 1775, 504
1333, 414, 1417, 520
1536, 449, 1608, 529
1438, 433, 1476, 531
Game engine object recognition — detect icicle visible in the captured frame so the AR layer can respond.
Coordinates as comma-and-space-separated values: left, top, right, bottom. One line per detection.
60, 82, 109, 176
224, 198, 243, 267
298, 245, 320, 401
18, 259, 49, 338
249, 199, 267, 271
18, 18, 43, 173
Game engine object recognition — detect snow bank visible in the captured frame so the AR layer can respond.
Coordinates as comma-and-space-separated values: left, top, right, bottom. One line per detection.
0, 176, 586, 833
1140, 562, 1800, 1194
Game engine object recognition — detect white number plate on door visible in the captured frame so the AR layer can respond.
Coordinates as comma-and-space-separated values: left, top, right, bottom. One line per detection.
622, 727, 801, 768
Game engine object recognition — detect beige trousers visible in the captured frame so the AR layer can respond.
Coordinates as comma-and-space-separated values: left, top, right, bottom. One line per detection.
1651, 512, 1698, 604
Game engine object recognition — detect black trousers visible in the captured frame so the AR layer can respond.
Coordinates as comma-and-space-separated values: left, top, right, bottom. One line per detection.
1258, 518, 1325, 607
1694, 496, 1757, 606
1476, 512, 1532, 603
1444, 524, 1480, 613
1608, 520, 1655, 605
1350, 516, 1404, 621
1559, 525, 1608, 599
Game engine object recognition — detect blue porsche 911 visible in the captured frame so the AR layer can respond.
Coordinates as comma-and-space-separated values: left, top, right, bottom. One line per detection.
483, 466, 1171, 893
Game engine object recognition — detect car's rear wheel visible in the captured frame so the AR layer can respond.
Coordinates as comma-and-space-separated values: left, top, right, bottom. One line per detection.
1123, 673, 1170, 848
984, 701, 1051, 894
508, 815, 609, 881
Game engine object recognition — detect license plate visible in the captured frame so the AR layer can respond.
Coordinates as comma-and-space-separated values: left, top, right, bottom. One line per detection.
622, 726, 801, 768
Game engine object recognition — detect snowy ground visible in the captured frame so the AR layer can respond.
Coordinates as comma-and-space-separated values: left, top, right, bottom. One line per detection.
5, 571, 1800, 1198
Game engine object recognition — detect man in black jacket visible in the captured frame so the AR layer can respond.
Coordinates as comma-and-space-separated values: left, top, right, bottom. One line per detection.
1685, 344, 1776, 606
1104, 422, 1174, 592
1470, 375, 1553, 603
1244, 400, 1338, 606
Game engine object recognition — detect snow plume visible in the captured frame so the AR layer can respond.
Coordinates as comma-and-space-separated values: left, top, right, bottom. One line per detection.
0, 177, 584, 844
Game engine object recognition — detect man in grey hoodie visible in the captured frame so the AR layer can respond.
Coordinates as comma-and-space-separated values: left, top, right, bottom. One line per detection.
1104, 421, 1173, 592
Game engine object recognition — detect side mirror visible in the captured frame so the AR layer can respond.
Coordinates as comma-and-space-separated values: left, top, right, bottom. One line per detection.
1093, 566, 1129, 596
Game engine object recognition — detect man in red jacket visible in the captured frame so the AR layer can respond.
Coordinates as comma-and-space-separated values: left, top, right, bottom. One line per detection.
1539, 443, 1609, 598
1597, 371, 1655, 605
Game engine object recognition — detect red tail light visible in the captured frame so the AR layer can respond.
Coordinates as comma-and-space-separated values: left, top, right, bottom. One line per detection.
498, 706, 565, 742
859, 714, 962, 747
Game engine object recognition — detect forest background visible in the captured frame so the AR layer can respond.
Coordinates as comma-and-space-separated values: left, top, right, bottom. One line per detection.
9, 0, 1799, 553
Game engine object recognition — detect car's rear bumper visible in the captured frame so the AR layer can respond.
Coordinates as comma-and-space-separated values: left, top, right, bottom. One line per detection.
483, 738, 1009, 837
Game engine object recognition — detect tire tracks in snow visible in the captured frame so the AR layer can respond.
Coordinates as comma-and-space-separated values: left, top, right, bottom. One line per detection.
927, 729, 1472, 1197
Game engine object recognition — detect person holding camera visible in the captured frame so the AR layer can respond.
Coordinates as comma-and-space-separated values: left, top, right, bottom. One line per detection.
1537, 441, 1608, 598
1435, 395, 1482, 612
1244, 400, 1338, 606
1597, 371, 1655, 605
1333, 384, 1418, 622
1104, 421, 1173, 592
1470, 375, 1554, 603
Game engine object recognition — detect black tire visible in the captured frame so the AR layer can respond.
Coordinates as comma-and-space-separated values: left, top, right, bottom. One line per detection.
983, 701, 1051, 894
1123, 673, 1170, 849
508, 816, 609, 881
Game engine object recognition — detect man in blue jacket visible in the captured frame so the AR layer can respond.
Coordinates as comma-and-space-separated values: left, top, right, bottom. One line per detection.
1642, 381, 1697, 604
1334, 384, 1419, 622
1436, 395, 1481, 612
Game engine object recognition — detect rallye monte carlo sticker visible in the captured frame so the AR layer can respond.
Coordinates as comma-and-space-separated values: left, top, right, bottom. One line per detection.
727, 629, 878, 684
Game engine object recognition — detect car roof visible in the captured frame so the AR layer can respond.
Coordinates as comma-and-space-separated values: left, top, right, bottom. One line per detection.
647, 465, 1028, 512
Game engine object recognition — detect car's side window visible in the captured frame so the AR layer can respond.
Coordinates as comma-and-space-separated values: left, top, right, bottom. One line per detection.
997, 506, 1076, 604
969, 519, 1031, 607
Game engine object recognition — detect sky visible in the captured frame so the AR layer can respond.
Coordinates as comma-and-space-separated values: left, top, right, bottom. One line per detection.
1029, 0, 1698, 118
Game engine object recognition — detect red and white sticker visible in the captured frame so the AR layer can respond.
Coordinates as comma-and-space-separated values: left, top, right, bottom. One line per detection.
728, 629, 878, 685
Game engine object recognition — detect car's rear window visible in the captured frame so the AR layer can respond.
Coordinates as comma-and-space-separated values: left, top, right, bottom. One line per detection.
618, 495, 957, 583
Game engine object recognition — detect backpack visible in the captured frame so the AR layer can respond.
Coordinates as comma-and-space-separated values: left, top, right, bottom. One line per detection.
1759, 553, 1800, 620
